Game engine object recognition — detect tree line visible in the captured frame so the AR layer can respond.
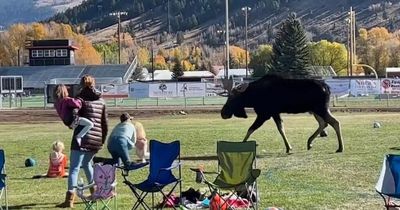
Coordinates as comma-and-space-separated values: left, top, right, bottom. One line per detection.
1, 16, 400, 79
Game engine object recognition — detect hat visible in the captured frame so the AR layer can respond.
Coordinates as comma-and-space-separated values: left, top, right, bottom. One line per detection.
120, 112, 133, 122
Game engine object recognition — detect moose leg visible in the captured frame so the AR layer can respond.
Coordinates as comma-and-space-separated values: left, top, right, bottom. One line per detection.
272, 114, 292, 153
243, 115, 269, 142
307, 113, 328, 150
324, 110, 344, 153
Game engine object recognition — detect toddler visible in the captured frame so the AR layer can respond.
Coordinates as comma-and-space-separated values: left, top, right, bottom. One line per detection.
47, 141, 68, 178
54, 84, 94, 145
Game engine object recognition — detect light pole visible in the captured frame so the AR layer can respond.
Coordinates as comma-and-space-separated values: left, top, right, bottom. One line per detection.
109, 11, 128, 64
241, 6, 251, 78
217, 30, 226, 72
224, 0, 229, 79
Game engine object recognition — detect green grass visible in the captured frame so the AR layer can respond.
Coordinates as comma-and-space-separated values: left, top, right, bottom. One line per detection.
1, 112, 399, 209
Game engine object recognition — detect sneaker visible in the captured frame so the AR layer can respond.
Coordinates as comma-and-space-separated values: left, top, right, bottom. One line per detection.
76, 137, 81, 146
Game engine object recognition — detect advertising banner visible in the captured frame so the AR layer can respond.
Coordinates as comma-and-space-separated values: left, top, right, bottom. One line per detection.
101, 84, 129, 98
129, 83, 149, 98
177, 82, 206, 97
380, 78, 400, 94
350, 79, 380, 96
149, 83, 177, 98
325, 79, 350, 97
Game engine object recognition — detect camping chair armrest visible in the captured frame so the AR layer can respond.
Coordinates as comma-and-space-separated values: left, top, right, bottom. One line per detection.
117, 162, 149, 177
117, 162, 149, 171
190, 168, 219, 175
190, 168, 219, 184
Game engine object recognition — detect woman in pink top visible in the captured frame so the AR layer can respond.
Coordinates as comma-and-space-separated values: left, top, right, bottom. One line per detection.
53, 84, 94, 145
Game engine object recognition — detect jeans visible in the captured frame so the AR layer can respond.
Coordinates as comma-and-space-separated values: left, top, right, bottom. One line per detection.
67, 149, 95, 192
107, 136, 131, 165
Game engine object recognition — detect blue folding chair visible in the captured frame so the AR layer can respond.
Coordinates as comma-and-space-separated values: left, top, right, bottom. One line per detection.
0, 150, 8, 210
120, 140, 182, 210
376, 154, 400, 210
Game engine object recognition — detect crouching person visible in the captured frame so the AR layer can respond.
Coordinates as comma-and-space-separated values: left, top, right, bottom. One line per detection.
107, 112, 136, 166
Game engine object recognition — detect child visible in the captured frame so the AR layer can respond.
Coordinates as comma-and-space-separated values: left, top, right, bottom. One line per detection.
133, 121, 150, 163
47, 141, 68, 178
53, 84, 94, 146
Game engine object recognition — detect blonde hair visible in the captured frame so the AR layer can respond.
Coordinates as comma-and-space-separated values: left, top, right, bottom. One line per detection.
134, 121, 146, 140
80, 75, 96, 88
53, 84, 69, 100
52, 141, 65, 153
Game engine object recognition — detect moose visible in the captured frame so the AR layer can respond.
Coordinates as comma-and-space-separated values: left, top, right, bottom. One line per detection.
220, 75, 344, 153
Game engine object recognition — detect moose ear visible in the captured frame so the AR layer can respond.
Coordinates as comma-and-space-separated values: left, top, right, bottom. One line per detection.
236, 83, 249, 93
222, 77, 234, 94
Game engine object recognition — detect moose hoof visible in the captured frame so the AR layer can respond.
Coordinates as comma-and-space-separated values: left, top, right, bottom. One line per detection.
336, 148, 343, 153
307, 144, 313, 150
285, 147, 292, 154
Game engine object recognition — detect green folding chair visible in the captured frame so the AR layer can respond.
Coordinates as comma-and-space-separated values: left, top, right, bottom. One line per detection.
192, 141, 260, 210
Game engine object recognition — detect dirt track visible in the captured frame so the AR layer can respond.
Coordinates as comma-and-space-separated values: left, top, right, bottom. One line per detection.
0, 107, 223, 122
1, 106, 400, 123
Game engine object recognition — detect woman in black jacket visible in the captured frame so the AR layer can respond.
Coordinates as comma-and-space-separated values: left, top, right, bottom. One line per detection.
56, 75, 108, 208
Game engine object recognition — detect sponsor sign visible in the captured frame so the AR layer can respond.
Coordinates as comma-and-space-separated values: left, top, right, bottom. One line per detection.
381, 79, 400, 94
350, 79, 380, 96
177, 82, 206, 97
149, 83, 177, 98
129, 83, 149, 98
101, 84, 129, 98
325, 79, 350, 96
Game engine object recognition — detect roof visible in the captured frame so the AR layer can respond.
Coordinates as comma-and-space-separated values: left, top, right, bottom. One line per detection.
307, 66, 337, 77
0, 64, 134, 88
386, 67, 400, 73
143, 70, 215, 81
26, 46, 79, 50
216, 68, 252, 78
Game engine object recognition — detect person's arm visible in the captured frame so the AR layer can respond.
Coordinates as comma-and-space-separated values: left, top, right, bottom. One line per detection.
101, 103, 108, 144
66, 98, 82, 109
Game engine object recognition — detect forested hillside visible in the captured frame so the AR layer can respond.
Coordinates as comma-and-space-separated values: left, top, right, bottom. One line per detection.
49, 0, 400, 47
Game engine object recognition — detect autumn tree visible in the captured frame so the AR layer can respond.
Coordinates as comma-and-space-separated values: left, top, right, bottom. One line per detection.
308, 40, 348, 76
357, 27, 395, 76
0, 22, 101, 66
249, 44, 273, 77
268, 13, 312, 78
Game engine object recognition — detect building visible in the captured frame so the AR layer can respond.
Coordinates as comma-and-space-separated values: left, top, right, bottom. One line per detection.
25, 39, 78, 66
386, 67, 400, 78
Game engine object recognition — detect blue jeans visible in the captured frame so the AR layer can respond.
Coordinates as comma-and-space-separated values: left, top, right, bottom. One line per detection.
107, 136, 131, 165
67, 150, 95, 191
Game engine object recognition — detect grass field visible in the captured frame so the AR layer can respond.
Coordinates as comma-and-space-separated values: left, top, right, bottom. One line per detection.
1, 112, 399, 209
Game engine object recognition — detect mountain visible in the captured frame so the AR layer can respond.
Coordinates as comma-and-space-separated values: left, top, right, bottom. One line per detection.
31, 0, 400, 47
0, 0, 83, 28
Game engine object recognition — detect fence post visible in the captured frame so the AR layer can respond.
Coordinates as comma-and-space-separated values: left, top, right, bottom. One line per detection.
135, 98, 138, 109
387, 94, 389, 107
202, 97, 205, 105
43, 82, 47, 110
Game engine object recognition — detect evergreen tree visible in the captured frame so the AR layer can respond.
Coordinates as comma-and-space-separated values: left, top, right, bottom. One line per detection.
268, 13, 312, 78
171, 59, 184, 80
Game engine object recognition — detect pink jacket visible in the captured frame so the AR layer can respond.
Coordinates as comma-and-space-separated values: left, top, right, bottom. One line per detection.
54, 97, 82, 126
